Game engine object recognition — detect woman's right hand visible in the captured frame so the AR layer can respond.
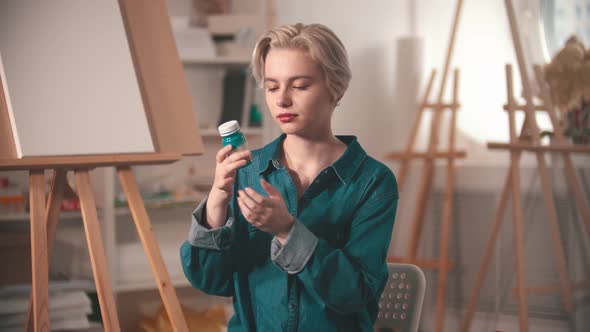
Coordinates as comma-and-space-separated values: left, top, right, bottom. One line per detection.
206, 145, 252, 228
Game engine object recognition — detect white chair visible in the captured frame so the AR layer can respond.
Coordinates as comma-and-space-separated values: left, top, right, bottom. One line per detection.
375, 263, 426, 332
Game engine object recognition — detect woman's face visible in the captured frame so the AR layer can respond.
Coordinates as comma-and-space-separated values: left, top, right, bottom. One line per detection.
263, 48, 335, 137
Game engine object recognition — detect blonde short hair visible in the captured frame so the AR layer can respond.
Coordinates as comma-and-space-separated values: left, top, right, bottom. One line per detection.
251, 23, 352, 103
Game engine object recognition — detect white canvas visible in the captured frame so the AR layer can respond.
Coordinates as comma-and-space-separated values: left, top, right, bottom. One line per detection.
0, 0, 154, 157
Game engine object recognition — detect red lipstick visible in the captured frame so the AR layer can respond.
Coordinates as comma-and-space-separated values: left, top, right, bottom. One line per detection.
277, 113, 297, 123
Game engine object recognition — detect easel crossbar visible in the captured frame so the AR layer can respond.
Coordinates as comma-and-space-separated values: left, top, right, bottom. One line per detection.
487, 142, 590, 153
512, 280, 590, 296
422, 102, 462, 110
0, 153, 181, 171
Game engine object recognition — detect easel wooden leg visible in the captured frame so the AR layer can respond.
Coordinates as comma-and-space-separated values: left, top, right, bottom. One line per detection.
75, 170, 121, 332
461, 171, 512, 332
28, 170, 50, 332
535, 154, 573, 313
509, 152, 529, 332
117, 166, 189, 332
26, 170, 67, 332
434, 157, 456, 332
433, 68, 459, 332
407, 159, 435, 259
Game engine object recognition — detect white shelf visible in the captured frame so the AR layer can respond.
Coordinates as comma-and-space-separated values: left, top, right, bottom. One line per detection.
86, 322, 104, 331
181, 55, 250, 66
0, 202, 196, 223
1, 207, 129, 223
0, 210, 86, 223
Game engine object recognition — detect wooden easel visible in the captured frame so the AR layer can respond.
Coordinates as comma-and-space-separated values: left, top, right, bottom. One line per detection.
0, 156, 191, 332
0, 1, 204, 331
385, 1, 466, 331
460, 1, 590, 331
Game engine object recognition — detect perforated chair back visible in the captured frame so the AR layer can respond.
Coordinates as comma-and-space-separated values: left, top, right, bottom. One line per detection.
375, 263, 426, 332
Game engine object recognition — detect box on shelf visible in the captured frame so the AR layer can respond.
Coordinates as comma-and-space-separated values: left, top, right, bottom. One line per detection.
170, 16, 216, 59
207, 14, 258, 35
208, 14, 258, 58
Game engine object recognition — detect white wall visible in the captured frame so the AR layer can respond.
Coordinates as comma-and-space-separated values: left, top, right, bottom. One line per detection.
279, 0, 413, 158
278, 0, 520, 162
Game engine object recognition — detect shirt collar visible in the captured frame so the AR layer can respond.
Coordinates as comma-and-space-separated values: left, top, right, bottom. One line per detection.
257, 134, 367, 184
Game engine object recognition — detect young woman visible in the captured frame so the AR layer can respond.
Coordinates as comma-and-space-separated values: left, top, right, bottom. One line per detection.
181, 23, 399, 331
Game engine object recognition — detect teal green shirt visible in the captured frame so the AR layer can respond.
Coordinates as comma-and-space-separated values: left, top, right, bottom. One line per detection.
180, 134, 399, 331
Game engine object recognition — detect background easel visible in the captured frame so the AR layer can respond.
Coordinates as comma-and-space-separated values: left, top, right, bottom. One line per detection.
461, 1, 590, 331
385, 1, 466, 331
0, 1, 204, 331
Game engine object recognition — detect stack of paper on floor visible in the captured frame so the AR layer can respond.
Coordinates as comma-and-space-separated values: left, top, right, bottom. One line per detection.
0, 280, 94, 331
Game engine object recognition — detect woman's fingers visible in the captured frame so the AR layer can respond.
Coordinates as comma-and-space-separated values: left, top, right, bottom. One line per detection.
238, 190, 264, 214
215, 145, 234, 163
216, 146, 251, 164
216, 147, 251, 179
237, 196, 259, 223
223, 159, 248, 175
260, 179, 280, 198
244, 187, 270, 206
224, 149, 252, 164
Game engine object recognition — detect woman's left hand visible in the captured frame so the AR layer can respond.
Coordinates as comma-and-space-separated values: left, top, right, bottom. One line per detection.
237, 178, 294, 243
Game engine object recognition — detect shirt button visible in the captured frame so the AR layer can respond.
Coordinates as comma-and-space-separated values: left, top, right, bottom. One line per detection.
272, 160, 280, 168
322, 170, 328, 174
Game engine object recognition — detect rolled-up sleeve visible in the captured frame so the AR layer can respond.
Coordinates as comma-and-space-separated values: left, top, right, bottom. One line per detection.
271, 220, 319, 274
187, 196, 234, 251
181, 196, 236, 297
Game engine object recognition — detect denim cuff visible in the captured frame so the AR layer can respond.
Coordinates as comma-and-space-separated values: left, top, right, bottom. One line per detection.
187, 196, 233, 250
271, 220, 318, 274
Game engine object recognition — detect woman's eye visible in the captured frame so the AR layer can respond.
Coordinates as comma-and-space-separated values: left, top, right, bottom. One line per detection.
266, 87, 279, 92
293, 85, 308, 90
